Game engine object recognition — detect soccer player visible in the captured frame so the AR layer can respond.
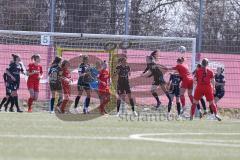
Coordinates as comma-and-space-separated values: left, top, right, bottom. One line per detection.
167, 72, 182, 118
98, 61, 110, 115
214, 67, 225, 103
60, 60, 72, 113
0, 72, 11, 111
169, 57, 194, 114
74, 55, 91, 114
4, 54, 24, 112
115, 57, 137, 116
208, 67, 225, 119
190, 58, 221, 121
141, 50, 170, 109
82, 61, 101, 109
48, 57, 63, 114
27, 54, 43, 112
193, 64, 207, 117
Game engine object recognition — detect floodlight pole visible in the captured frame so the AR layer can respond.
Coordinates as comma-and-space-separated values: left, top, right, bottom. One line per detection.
197, 0, 204, 63
125, 0, 130, 35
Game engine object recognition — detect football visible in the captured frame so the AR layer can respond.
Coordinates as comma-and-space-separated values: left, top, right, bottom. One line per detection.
179, 46, 186, 53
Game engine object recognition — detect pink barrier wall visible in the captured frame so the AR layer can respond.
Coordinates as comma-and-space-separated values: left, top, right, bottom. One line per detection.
0, 44, 52, 101
0, 44, 239, 108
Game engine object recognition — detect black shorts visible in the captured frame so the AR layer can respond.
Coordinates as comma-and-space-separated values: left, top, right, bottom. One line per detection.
6, 87, 11, 96
78, 79, 90, 91
152, 79, 166, 86
49, 82, 62, 91
169, 86, 180, 97
6, 82, 19, 96
214, 90, 225, 99
117, 82, 131, 95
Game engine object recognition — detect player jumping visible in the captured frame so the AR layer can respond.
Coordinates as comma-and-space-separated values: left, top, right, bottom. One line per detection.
141, 50, 170, 109
169, 57, 194, 114
48, 57, 63, 114
27, 54, 43, 113
190, 58, 221, 121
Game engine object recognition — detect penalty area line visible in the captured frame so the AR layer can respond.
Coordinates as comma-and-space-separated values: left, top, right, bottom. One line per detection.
129, 132, 240, 148
0, 134, 130, 141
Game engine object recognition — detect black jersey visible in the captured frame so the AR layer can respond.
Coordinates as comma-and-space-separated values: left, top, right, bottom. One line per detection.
150, 65, 164, 83
48, 64, 62, 84
78, 63, 91, 83
116, 65, 130, 83
215, 74, 225, 91
7, 62, 23, 83
143, 55, 155, 77
169, 74, 181, 86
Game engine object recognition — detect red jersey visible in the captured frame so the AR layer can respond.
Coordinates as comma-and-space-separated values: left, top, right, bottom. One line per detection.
98, 69, 110, 93
173, 64, 192, 80
28, 63, 43, 82
195, 67, 214, 86
61, 68, 71, 85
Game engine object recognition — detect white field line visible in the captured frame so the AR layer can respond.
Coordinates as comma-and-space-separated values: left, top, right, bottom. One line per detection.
1, 132, 240, 148
129, 133, 240, 148
0, 134, 130, 141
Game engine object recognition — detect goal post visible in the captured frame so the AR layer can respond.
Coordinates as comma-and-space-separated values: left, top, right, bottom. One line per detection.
0, 30, 197, 109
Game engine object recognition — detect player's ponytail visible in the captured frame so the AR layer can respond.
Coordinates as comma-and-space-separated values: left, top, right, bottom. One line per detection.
150, 50, 158, 57
12, 54, 20, 62
52, 56, 62, 65
180, 57, 185, 62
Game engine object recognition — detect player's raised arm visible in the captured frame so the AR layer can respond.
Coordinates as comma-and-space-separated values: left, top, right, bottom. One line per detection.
141, 70, 152, 77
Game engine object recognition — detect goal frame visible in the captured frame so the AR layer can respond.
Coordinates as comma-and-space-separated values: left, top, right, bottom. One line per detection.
0, 30, 197, 71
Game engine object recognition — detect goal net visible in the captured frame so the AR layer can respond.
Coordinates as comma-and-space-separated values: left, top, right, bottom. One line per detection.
0, 30, 196, 112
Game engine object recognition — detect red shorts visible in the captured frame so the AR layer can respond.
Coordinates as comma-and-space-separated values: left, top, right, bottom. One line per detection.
194, 85, 214, 101
99, 91, 110, 97
181, 79, 193, 89
62, 84, 70, 95
27, 80, 40, 92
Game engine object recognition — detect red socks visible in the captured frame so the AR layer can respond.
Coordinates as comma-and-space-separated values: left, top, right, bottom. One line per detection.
191, 103, 197, 117
189, 95, 193, 104
61, 100, 68, 113
99, 97, 110, 114
180, 95, 185, 107
28, 98, 34, 110
210, 103, 217, 114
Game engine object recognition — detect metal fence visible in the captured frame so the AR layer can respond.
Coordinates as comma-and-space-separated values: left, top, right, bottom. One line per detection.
0, 0, 239, 54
